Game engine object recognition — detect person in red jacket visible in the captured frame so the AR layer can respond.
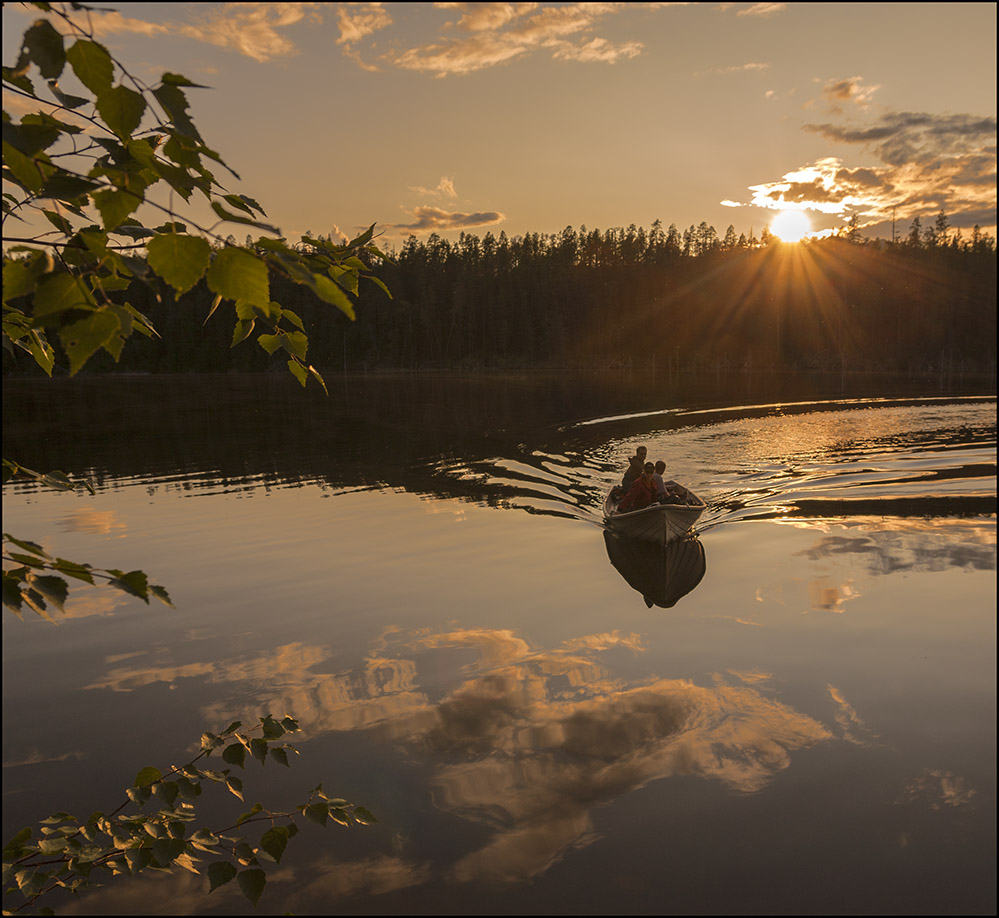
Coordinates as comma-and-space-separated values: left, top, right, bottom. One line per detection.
618, 462, 656, 512
621, 445, 647, 490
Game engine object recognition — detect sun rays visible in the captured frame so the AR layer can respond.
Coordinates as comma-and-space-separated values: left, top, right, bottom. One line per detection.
770, 210, 813, 243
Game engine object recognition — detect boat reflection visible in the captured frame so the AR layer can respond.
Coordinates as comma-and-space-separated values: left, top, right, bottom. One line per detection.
604, 531, 706, 608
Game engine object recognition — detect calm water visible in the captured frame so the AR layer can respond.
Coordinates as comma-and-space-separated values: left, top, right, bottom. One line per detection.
2, 372, 996, 916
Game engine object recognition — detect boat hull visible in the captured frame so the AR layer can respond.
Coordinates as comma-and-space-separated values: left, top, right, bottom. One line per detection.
603, 485, 705, 545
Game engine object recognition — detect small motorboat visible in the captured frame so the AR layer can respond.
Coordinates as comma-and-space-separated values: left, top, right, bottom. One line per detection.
603, 482, 706, 545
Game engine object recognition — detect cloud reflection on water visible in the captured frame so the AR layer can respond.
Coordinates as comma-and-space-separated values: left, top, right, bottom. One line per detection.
86, 626, 839, 887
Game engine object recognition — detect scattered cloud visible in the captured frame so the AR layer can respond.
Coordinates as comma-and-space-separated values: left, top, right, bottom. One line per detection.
336, 2, 392, 46
827, 684, 879, 745
385, 2, 658, 76
818, 75, 881, 112
736, 2, 787, 17
48, 2, 324, 62
804, 111, 997, 167
698, 61, 771, 76
899, 770, 978, 810
409, 176, 459, 199
549, 36, 643, 64
444, 2, 539, 33
727, 109, 997, 234
384, 206, 507, 234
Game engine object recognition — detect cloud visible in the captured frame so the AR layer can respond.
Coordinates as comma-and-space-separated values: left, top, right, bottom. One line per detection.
804, 111, 997, 166
409, 176, 459, 199
54, 3, 323, 62
548, 36, 644, 64
698, 61, 771, 76
385, 206, 507, 234
445, 2, 539, 33
728, 109, 997, 234
737, 2, 787, 16
819, 76, 881, 112
336, 2, 393, 45
387, 2, 656, 76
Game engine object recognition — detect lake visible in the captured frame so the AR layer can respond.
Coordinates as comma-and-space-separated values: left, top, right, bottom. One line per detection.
2, 371, 996, 916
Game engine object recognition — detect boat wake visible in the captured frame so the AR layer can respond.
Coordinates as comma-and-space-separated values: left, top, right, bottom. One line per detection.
428, 397, 997, 533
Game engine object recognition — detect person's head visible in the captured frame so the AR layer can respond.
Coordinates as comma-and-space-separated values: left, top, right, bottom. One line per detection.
637, 446, 647, 458
655, 460, 665, 474
643, 462, 654, 477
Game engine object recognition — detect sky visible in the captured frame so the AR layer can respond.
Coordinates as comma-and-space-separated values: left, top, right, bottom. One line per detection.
3, 2, 997, 246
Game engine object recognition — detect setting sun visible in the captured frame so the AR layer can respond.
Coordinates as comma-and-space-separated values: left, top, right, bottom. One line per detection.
771, 210, 812, 242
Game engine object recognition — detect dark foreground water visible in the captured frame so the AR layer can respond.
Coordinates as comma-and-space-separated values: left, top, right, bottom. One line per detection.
2, 371, 996, 916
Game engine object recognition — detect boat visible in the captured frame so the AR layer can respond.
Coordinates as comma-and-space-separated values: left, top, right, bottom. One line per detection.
603, 482, 706, 545
603, 531, 706, 608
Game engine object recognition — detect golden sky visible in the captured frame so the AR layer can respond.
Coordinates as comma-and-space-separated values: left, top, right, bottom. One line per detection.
3, 2, 996, 242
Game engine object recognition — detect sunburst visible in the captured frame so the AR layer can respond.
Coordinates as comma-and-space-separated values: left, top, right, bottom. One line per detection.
771, 210, 812, 243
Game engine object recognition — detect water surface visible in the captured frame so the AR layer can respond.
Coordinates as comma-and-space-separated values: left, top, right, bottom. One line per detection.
2, 372, 995, 915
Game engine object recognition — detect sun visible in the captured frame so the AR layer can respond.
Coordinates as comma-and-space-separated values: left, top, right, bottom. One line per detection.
770, 210, 812, 243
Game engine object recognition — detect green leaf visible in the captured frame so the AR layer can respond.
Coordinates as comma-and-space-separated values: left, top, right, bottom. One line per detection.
3, 827, 32, 861
249, 738, 268, 765
237, 868, 266, 907
39, 470, 74, 490
59, 309, 121, 376
236, 803, 262, 826
147, 233, 211, 296
134, 766, 162, 788
96, 85, 146, 140
310, 272, 356, 319
48, 79, 89, 109
40, 811, 76, 825
53, 559, 95, 584
287, 359, 307, 387
149, 584, 173, 606
208, 860, 237, 893
281, 331, 307, 360
222, 742, 247, 769
367, 275, 393, 299
2, 141, 49, 192
153, 780, 179, 807
259, 826, 289, 863
304, 803, 328, 826
257, 333, 281, 355
107, 569, 150, 601
203, 293, 223, 325
353, 806, 379, 825
260, 715, 285, 739
152, 82, 201, 141
206, 247, 269, 306
308, 365, 329, 395
176, 776, 201, 799
124, 847, 153, 874
32, 272, 96, 318
23, 19, 66, 80
30, 575, 67, 612
3, 534, 50, 558
38, 170, 101, 201
269, 747, 290, 767
67, 39, 114, 95
92, 188, 142, 232
4, 251, 53, 302
348, 224, 376, 248
231, 318, 254, 348
225, 776, 244, 800
210, 201, 279, 234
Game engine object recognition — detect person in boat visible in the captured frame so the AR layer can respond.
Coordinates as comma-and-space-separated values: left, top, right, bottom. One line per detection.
652, 460, 671, 503
621, 446, 648, 491
618, 461, 656, 512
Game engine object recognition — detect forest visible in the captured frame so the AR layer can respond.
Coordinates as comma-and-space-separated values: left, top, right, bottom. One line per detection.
4, 215, 997, 377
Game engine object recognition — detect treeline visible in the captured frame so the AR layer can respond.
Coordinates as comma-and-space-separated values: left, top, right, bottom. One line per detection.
5, 218, 997, 376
